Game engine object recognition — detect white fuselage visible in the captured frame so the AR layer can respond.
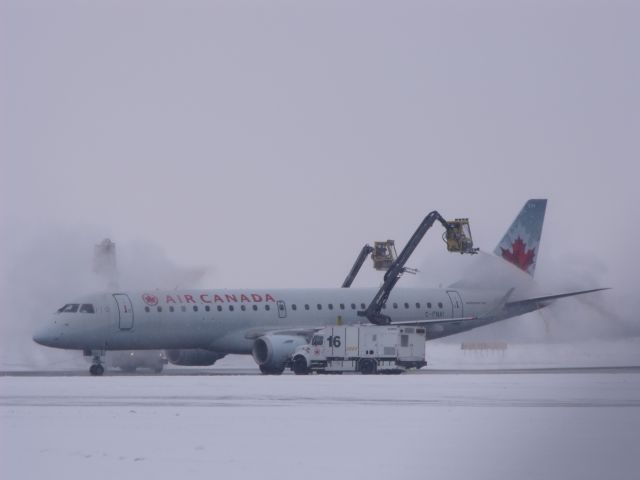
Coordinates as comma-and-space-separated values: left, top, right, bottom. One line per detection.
34, 287, 504, 353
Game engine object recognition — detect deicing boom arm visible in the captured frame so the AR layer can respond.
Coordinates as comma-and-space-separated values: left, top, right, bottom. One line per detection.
341, 244, 375, 288
358, 211, 477, 325
358, 211, 451, 324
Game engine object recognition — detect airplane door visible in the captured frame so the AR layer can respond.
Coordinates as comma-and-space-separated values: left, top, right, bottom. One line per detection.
114, 294, 134, 330
276, 300, 287, 319
446, 291, 463, 318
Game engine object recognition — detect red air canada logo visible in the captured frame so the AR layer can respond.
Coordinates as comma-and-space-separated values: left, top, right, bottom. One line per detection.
500, 237, 536, 272
142, 293, 159, 306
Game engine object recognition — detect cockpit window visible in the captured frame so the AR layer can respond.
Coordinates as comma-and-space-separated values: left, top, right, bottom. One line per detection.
80, 304, 95, 314
57, 304, 79, 313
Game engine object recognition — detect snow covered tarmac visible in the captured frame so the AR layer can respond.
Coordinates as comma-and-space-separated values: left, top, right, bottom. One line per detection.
2, 372, 640, 480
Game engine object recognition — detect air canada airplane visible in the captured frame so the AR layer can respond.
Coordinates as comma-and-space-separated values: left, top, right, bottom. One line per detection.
33, 199, 606, 375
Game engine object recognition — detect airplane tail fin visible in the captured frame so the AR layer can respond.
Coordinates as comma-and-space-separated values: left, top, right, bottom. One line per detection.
494, 199, 547, 276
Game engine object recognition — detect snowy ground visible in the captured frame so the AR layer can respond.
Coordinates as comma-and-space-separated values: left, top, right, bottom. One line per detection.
2, 372, 640, 480
3, 339, 640, 479
3, 338, 640, 372
425, 337, 640, 369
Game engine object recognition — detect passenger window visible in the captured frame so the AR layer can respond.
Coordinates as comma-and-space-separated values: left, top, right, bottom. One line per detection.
351, 303, 356, 310
217, 305, 223, 312
416, 302, 421, 309
182, 306, 187, 312
427, 302, 432, 309
265, 305, 270, 311
339, 303, 345, 310
241, 305, 246, 311
404, 302, 409, 309
229, 305, 234, 312
193, 306, 198, 312
393, 303, 398, 309
438, 302, 443, 309
205, 305, 210, 312
304, 304, 310, 310
80, 304, 95, 314
145, 306, 150, 313
157, 306, 162, 312
252, 305, 258, 311
328, 304, 333, 310
317, 304, 322, 310
360, 303, 366, 309
292, 304, 297, 311
169, 306, 175, 312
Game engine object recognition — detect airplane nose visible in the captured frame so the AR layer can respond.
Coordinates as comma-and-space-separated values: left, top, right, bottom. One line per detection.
33, 325, 58, 347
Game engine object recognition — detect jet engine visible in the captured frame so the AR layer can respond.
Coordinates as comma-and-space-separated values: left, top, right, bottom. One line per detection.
166, 349, 226, 366
251, 334, 307, 374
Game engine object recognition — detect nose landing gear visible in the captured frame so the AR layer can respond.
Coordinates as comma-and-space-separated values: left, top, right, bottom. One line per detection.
85, 350, 106, 376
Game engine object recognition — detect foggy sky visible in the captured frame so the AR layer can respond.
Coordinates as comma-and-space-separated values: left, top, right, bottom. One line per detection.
1, 1, 639, 355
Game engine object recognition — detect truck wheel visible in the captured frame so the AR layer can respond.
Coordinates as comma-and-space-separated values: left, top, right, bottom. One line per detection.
360, 359, 377, 375
292, 356, 309, 375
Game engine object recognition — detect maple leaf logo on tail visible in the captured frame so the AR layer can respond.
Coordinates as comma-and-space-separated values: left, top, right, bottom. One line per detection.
500, 237, 536, 273
493, 199, 547, 277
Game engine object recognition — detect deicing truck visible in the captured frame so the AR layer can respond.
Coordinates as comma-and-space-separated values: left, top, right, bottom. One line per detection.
290, 325, 426, 374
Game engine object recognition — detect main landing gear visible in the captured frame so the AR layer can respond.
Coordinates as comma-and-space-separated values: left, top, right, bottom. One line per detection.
259, 365, 285, 375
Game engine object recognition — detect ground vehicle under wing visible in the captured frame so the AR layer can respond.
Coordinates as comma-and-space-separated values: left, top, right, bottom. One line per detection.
291, 325, 426, 374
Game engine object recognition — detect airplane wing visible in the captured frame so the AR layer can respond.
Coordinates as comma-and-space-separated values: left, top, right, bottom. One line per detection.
391, 287, 609, 328
243, 327, 322, 340
245, 288, 608, 335
391, 316, 478, 326
505, 287, 610, 308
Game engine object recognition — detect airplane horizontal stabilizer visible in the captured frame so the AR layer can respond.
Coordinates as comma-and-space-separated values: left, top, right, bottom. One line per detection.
505, 287, 610, 308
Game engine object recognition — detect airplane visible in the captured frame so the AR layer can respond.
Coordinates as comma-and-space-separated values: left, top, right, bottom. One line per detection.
33, 199, 607, 375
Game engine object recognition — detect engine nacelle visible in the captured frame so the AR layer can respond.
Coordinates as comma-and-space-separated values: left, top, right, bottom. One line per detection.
251, 334, 307, 373
166, 349, 225, 366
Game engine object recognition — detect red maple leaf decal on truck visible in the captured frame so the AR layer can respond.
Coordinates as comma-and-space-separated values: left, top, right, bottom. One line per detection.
500, 237, 535, 272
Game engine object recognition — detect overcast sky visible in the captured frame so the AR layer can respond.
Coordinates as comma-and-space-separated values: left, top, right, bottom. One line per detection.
1, 1, 638, 350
